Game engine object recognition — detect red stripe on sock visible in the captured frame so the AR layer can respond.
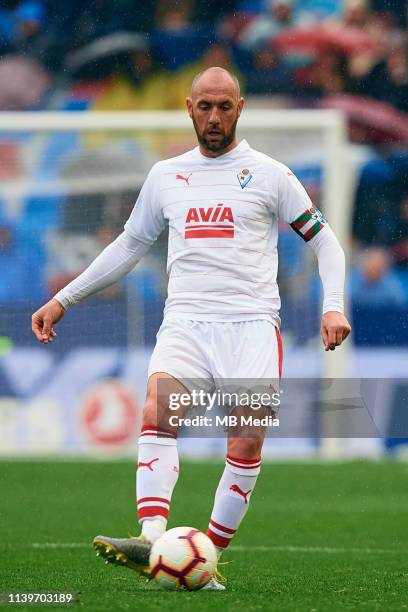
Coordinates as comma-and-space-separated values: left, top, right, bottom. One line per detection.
137, 497, 169, 505
226, 454, 261, 464
227, 458, 261, 470
209, 519, 236, 535
138, 506, 169, 520
141, 425, 174, 433
140, 426, 176, 439
206, 528, 232, 549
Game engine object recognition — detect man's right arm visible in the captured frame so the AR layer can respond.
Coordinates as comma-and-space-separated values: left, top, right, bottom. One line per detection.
31, 231, 151, 343
53, 231, 151, 310
32, 163, 165, 343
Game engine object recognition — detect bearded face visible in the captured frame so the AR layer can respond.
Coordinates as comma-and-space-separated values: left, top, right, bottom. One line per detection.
187, 72, 244, 157
192, 112, 239, 153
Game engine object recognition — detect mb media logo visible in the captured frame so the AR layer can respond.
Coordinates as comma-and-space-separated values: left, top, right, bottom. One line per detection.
185, 203, 234, 239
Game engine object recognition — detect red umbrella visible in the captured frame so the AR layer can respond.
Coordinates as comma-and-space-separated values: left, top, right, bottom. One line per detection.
274, 25, 377, 55
320, 95, 408, 144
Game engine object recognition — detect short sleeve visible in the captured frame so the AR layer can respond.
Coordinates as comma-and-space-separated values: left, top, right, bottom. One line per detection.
124, 163, 165, 244
277, 167, 327, 242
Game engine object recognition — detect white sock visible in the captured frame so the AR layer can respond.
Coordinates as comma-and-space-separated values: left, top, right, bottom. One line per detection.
215, 546, 224, 560
141, 517, 166, 544
136, 426, 179, 535
206, 454, 261, 552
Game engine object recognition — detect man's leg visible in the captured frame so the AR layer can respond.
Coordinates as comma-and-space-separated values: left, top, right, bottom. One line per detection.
93, 372, 190, 573
137, 372, 188, 543
206, 407, 268, 558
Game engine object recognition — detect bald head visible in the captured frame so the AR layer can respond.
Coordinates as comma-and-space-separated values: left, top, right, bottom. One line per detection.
186, 65, 244, 157
191, 67, 240, 101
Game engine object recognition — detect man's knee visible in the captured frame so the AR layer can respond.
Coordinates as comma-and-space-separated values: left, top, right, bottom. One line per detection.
143, 373, 171, 421
228, 435, 264, 460
142, 400, 159, 426
142, 373, 189, 435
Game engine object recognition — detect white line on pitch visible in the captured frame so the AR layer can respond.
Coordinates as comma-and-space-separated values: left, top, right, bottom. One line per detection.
32, 543, 88, 549
230, 545, 402, 555
30, 543, 403, 555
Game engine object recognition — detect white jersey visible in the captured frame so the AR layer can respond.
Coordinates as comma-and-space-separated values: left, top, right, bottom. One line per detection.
124, 139, 327, 324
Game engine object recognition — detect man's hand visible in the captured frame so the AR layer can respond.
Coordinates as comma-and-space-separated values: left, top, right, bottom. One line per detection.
31, 299, 66, 344
321, 311, 351, 351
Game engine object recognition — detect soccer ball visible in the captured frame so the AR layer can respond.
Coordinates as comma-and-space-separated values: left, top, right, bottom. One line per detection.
149, 527, 217, 590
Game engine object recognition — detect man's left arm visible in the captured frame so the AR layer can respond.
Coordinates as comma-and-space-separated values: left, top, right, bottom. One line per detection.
307, 226, 351, 351
276, 167, 351, 351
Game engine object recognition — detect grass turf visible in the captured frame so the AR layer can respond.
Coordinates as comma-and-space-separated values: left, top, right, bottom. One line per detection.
1, 460, 407, 611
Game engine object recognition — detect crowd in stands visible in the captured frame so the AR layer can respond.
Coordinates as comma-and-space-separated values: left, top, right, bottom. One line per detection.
0, 0, 406, 111
0, 0, 407, 344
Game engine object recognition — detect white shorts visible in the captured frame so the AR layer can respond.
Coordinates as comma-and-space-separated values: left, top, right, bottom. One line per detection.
148, 319, 283, 389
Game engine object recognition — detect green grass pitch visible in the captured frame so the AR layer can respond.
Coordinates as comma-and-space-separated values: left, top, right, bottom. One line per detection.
1, 459, 407, 611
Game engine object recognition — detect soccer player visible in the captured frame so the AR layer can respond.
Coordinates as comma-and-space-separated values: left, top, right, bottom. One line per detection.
32, 67, 351, 590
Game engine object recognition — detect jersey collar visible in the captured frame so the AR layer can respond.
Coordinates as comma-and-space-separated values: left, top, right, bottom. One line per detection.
194, 139, 249, 163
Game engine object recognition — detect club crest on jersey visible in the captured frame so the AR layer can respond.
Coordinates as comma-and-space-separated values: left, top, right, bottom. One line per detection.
237, 168, 253, 189
185, 203, 234, 239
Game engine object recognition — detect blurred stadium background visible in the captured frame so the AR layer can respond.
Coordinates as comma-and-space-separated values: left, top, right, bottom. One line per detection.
0, 0, 407, 459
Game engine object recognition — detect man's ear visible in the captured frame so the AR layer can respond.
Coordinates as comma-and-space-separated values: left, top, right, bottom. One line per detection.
237, 97, 245, 118
186, 97, 193, 118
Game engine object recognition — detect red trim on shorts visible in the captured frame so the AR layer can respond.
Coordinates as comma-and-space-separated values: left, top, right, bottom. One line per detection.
275, 327, 283, 378
206, 528, 232, 549
209, 519, 236, 535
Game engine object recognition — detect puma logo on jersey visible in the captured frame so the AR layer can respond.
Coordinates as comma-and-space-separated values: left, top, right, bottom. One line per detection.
185, 203, 234, 239
176, 173, 192, 185
230, 484, 252, 504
